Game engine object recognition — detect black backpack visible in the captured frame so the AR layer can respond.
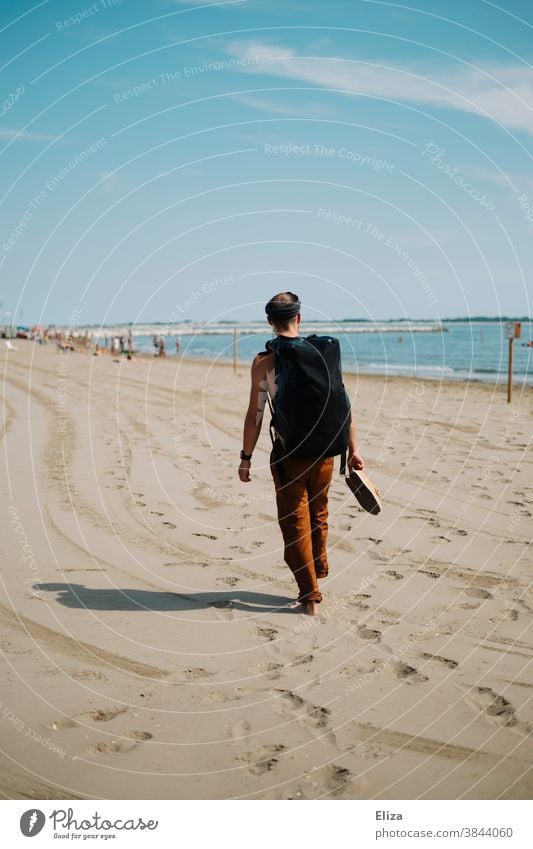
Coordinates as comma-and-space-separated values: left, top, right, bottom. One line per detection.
265, 334, 351, 470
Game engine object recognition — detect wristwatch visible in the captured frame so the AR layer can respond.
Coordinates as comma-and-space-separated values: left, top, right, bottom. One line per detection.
240, 450, 252, 462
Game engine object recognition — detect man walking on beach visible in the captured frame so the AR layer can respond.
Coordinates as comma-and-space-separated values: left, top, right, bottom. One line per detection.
238, 292, 364, 615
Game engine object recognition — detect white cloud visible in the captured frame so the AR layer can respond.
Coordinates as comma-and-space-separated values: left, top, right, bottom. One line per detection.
226, 40, 533, 136
170, 1, 247, 6
0, 128, 61, 142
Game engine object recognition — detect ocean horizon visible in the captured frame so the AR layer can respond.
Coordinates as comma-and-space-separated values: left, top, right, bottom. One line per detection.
88, 319, 532, 386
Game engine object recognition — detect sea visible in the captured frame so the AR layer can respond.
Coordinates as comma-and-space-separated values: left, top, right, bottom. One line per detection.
123, 321, 533, 386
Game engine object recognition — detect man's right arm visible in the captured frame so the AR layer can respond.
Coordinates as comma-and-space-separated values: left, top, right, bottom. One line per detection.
238, 355, 269, 482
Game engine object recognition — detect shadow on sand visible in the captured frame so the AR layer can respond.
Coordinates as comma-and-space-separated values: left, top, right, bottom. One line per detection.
34, 582, 297, 614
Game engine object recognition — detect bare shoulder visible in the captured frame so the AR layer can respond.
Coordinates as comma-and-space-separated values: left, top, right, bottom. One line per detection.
251, 351, 274, 376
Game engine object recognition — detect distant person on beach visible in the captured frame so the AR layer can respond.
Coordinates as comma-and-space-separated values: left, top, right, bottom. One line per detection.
158, 336, 166, 357
127, 330, 133, 360
175, 338, 181, 356
238, 292, 364, 616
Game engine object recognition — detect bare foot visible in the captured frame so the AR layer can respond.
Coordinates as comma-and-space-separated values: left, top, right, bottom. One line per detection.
300, 600, 317, 616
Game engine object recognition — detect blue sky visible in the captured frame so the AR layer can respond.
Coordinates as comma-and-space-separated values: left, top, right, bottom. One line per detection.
1, 0, 532, 325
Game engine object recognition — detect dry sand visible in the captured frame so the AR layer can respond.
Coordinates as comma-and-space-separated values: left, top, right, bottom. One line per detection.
1, 340, 532, 800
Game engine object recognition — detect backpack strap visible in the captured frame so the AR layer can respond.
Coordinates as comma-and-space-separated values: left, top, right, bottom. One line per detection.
339, 450, 347, 476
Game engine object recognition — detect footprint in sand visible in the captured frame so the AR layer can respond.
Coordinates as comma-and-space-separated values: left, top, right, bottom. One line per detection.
464, 686, 519, 728
383, 570, 403, 581
490, 609, 520, 624
193, 532, 218, 540
305, 764, 351, 797
69, 669, 108, 682
338, 661, 377, 678
349, 593, 371, 610
89, 730, 153, 755
377, 607, 400, 626
151, 511, 164, 516
237, 743, 286, 776
275, 689, 334, 741
125, 730, 152, 741
203, 687, 255, 704
291, 653, 314, 666
217, 576, 240, 587
464, 587, 492, 600
358, 625, 381, 641
162, 521, 177, 529
420, 652, 458, 669
178, 667, 212, 681
82, 706, 128, 722
256, 626, 278, 641
257, 662, 284, 680
392, 662, 428, 684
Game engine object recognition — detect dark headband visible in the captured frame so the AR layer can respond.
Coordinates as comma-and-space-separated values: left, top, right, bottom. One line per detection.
265, 294, 301, 319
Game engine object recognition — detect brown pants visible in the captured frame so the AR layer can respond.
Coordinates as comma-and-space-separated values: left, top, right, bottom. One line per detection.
270, 446, 334, 603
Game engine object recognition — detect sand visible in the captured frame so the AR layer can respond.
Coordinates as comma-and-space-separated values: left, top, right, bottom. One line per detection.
0, 340, 532, 800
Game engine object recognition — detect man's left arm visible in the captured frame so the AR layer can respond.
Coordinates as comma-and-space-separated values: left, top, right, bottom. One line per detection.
347, 411, 365, 471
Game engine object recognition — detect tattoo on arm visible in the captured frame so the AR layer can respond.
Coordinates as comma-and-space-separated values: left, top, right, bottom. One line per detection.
255, 368, 276, 426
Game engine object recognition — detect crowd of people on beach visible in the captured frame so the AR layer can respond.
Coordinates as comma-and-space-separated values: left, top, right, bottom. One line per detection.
2, 326, 183, 359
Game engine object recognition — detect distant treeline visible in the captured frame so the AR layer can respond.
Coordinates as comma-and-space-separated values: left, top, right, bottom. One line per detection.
440, 316, 532, 323
65, 316, 532, 329
341, 317, 532, 323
